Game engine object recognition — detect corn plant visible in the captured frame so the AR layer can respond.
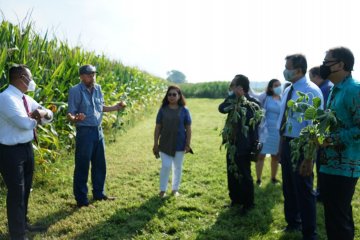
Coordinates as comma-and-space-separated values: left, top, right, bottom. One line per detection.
0, 18, 167, 174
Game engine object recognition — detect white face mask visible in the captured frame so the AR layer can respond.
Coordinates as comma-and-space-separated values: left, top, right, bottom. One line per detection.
228, 90, 234, 96
27, 80, 36, 92
21, 75, 36, 92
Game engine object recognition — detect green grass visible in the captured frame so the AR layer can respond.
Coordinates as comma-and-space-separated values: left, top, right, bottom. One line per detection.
0, 98, 359, 239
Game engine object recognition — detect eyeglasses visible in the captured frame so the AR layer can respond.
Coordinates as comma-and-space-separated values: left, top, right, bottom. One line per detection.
167, 93, 178, 97
230, 84, 242, 89
22, 75, 33, 83
323, 60, 339, 65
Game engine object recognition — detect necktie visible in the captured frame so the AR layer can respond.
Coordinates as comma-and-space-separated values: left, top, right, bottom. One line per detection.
280, 85, 294, 136
22, 95, 38, 144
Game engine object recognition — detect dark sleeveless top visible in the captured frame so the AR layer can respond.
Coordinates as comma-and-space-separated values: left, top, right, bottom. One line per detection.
158, 106, 182, 157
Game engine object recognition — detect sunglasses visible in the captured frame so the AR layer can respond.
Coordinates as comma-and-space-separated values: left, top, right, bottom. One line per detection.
322, 60, 339, 65
167, 93, 178, 97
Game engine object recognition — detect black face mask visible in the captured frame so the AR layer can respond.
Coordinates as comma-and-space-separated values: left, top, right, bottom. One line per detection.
319, 62, 339, 79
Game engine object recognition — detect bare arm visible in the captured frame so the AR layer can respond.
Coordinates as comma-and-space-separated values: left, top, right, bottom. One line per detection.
153, 124, 162, 157
103, 101, 126, 112
185, 124, 192, 153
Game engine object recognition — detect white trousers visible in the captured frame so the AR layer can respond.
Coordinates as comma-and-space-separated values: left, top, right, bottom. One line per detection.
159, 151, 185, 191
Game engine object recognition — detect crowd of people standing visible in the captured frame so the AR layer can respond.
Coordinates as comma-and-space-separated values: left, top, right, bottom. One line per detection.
218, 47, 359, 240
0, 46, 359, 240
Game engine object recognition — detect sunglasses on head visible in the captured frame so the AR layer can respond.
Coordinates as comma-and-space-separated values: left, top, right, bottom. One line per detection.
167, 93, 178, 97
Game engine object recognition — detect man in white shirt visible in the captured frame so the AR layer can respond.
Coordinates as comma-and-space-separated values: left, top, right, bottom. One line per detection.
0, 64, 53, 240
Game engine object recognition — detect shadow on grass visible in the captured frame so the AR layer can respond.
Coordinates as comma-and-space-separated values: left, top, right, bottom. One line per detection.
196, 182, 301, 240
74, 196, 165, 240
36, 205, 77, 226
0, 206, 77, 240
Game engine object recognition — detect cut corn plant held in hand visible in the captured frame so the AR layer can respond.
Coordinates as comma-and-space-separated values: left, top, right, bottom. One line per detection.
220, 96, 263, 178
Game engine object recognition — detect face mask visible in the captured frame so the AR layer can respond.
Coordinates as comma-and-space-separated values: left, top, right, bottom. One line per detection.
21, 75, 36, 92
228, 90, 234, 96
273, 86, 282, 95
283, 69, 296, 82
319, 62, 339, 79
27, 80, 36, 92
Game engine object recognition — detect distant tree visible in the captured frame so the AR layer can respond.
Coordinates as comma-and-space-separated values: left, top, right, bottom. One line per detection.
166, 70, 187, 84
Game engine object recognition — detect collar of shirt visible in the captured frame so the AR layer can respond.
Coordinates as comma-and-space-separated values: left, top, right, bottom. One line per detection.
79, 82, 100, 93
8, 84, 24, 99
292, 76, 307, 92
333, 75, 351, 90
319, 79, 332, 88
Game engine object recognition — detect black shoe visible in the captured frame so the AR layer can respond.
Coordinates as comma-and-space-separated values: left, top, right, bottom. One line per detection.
240, 204, 255, 215
271, 178, 280, 184
231, 201, 242, 207
282, 225, 302, 232
94, 195, 116, 201
223, 201, 241, 208
256, 179, 262, 186
77, 202, 95, 208
26, 223, 47, 232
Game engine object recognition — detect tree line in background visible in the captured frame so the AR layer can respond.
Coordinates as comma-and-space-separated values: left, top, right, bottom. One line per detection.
180, 81, 266, 99
0, 18, 167, 175
180, 82, 229, 98
0, 17, 267, 177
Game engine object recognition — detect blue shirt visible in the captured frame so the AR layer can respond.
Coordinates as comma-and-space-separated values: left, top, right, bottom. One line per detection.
156, 106, 192, 151
319, 79, 333, 109
320, 76, 360, 178
277, 76, 324, 138
68, 82, 104, 127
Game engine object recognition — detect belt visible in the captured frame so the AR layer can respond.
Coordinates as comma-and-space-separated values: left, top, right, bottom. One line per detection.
282, 136, 294, 142
0, 141, 32, 147
76, 126, 102, 130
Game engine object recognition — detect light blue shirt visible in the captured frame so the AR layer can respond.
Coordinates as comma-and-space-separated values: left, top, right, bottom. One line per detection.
277, 76, 324, 138
68, 82, 104, 127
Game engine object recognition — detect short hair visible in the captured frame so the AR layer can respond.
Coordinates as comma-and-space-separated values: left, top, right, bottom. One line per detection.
327, 47, 354, 72
9, 64, 29, 82
285, 54, 307, 74
309, 66, 320, 77
232, 74, 250, 93
266, 79, 280, 96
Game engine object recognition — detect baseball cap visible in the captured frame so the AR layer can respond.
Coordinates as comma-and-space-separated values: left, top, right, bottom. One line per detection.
79, 65, 97, 75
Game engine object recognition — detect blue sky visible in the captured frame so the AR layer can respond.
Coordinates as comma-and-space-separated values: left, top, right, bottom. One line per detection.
1, 0, 360, 83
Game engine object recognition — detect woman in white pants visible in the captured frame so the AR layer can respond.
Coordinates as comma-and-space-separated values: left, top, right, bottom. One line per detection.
153, 85, 192, 197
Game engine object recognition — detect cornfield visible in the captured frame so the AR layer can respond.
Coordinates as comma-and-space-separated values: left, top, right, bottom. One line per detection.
0, 18, 167, 172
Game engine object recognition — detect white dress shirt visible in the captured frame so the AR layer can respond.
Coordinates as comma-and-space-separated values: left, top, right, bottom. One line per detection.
0, 84, 53, 145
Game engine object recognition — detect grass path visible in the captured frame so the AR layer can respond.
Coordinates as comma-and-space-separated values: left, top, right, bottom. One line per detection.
1, 98, 359, 239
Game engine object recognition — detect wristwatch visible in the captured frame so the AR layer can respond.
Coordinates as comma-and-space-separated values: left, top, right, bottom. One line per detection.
44, 111, 51, 120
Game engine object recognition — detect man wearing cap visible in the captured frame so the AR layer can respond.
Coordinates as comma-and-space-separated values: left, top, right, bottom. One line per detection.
0, 64, 53, 240
67, 64, 126, 208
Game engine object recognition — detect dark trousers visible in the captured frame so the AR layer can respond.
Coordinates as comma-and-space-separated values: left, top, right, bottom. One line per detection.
0, 142, 34, 240
321, 173, 358, 240
74, 127, 106, 205
281, 137, 317, 240
315, 148, 324, 198
226, 152, 254, 207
